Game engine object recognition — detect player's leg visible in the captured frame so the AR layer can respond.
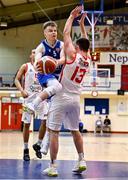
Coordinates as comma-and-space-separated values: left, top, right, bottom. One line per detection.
33, 100, 48, 158
33, 120, 46, 159
40, 100, 51, 155
71, 130, 87, 173
43, 129, 59, 177
40, 129, 50, 155
43, 106, 64, 176
22, 111, 32, 161
64, 99, 87, 173
24, 78, 62, 113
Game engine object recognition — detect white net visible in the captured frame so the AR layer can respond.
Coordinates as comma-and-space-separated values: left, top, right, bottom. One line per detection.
82, 68, 110, 88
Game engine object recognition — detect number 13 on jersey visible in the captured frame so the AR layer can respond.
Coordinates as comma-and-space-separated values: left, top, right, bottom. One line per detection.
71, 66, 86, 84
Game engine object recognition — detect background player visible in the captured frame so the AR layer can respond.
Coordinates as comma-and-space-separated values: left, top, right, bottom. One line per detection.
15, 49, 48, 161
43, 6, 91, 176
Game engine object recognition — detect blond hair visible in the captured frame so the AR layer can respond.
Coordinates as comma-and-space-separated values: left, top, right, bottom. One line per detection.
43, 21, 57, 30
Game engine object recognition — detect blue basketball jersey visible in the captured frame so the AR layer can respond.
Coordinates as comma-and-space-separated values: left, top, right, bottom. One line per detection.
37, 39, 63, 86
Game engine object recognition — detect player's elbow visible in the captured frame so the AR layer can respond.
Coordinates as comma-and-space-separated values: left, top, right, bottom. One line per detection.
14, 78, 18, 87
63, 28, 70, 36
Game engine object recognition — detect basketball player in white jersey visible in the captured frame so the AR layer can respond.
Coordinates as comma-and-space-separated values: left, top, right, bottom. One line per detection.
43, 6, 91, 176
15, 49, 48, 161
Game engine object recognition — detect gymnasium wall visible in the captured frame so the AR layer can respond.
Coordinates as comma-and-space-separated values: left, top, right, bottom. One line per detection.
80, 94, 128, 133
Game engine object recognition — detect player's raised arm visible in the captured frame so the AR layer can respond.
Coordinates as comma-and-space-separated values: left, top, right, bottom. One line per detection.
79, 13, 88, 39
79, 13, 91, 58
63, 6, 82, 60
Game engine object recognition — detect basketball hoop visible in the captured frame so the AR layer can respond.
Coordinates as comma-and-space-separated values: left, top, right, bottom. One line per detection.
80, 0, 104, 52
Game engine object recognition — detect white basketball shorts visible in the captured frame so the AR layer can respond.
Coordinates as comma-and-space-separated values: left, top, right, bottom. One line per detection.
46, 92, 80, 131
22, 93, 48, 124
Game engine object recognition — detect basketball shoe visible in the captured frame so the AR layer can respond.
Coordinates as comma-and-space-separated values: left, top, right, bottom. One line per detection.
23, 148, 30, 161
43, 164, 58, 177
40, 133, 49, 155
72, 159, 87, 173
33, 143, 42, 159
40, 141, 49, 155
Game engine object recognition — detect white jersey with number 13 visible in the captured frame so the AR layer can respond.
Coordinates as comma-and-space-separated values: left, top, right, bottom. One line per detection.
59, 53, 90, 94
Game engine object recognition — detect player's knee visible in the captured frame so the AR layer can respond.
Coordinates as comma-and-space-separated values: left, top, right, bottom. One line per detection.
55, 82, 62, 93
41, 120, 46, 125
43, 82, 62, 97
49, 129, 59, 137
51, 81, 62, 94
24, 123, 30, 129
71, 130, 80, 136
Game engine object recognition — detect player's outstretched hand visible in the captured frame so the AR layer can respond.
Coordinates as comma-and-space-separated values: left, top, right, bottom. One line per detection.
78, 13, 87, 25
70, 6, 82, 18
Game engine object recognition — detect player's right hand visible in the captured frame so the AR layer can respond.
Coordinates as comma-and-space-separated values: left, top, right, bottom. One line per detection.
70, 6, 82, 18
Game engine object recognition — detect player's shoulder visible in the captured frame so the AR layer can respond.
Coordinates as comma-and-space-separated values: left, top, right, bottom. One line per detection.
24, 62, 33, 69
25, 62, 31, 66
37, 42, 44, 48
17, 63, 28, 74
57, 39, 63, 44
57, 40, 64, 48
35, 42, 45, 53
20, 63, 28, 69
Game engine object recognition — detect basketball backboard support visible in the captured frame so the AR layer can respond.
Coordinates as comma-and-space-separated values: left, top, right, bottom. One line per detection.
80, 0, 104, 52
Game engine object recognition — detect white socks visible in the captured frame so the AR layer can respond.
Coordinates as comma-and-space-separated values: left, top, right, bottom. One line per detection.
33, 96, 42, 109
78, 152, 84, 161
24, 143, 28, 149
37, 139, 42, 146
43, 131, 50, 145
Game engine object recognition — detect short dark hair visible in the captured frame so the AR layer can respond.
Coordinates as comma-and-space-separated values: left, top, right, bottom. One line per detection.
76, 38, 90, 52
43, 21, 57, 30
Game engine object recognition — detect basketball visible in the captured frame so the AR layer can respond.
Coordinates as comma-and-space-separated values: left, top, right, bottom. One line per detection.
36, 56, 57, 74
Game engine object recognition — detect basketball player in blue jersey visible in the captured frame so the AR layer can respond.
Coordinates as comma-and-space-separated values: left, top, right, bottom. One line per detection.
35, 21, 65, 81
25, 21, 65, 156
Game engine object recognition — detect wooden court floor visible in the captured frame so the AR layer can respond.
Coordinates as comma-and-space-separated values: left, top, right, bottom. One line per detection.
0, 132, 128, 179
